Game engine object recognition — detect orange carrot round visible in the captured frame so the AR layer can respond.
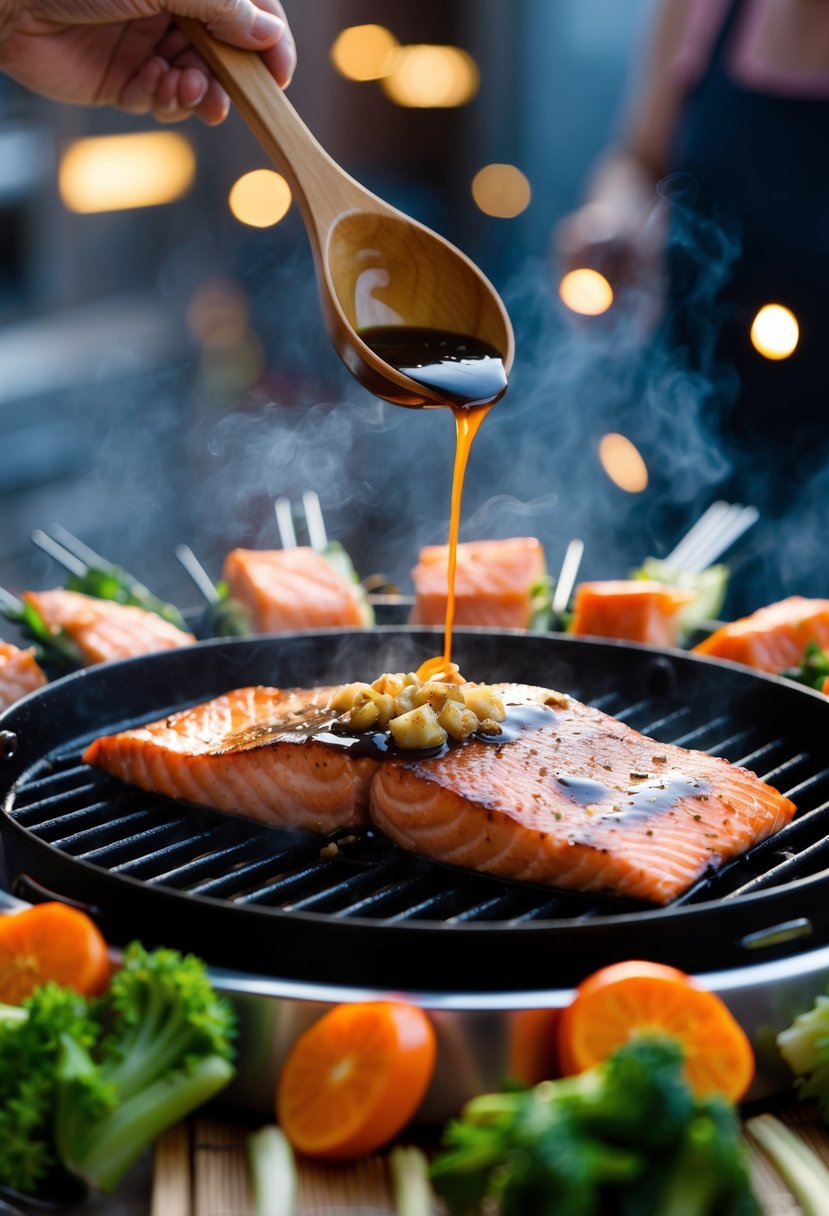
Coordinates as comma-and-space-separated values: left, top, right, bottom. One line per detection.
557, 960, 754, 1102
277, 1001, 436, 1159
0, 902, 111, 1004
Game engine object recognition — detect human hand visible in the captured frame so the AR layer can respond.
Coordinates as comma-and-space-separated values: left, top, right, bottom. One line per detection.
0, 0, 296, 125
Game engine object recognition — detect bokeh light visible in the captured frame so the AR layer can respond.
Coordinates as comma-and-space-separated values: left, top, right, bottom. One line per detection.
382, 45, 479, 108
330, 24, 399, 80
750, 304, 799, 360
559, 268, 614, 316
59, 132, 195, 213
228, 169, 292, 228
598, 433, 648, 493
187, 280, 249, 350
471, 164, 531, 218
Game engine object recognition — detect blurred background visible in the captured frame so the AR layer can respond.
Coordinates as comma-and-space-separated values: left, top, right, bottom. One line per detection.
0, 0, 754, 610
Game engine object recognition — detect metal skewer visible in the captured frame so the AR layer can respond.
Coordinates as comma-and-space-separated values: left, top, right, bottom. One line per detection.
274, 497, 298, 549
30, 529, 88, 578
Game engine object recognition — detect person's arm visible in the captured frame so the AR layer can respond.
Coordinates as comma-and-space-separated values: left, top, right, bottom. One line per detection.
0, 0, 296, 125
556, 0, 696, 280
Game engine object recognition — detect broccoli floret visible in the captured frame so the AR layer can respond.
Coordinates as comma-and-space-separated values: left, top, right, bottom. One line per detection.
0, 984, 97, 1194
776, 992, 829, 1118
0, 944, 235, 1198
431, 1037, 759, 1216
55, 942, 236, 1191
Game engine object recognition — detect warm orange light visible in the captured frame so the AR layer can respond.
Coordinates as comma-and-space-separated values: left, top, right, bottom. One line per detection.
382, 44, 479, 108
187, 280, 248, 349
750, 304, 799, 360
59, 132, 195, 213
598, 433, 648, 493
228, 169, 292, 228
559, 268, 614, 316
331, 24, 399, 80
471, 164, 531, 219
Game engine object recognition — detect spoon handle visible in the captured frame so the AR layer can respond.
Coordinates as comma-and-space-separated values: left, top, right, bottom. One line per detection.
178, 19, 368, 237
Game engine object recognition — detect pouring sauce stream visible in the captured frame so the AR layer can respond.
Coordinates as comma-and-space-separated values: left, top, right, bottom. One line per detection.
358, 326, 508, 680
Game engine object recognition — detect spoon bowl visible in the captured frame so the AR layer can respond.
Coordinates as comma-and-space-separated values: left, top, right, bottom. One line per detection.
179, 22, 514, 406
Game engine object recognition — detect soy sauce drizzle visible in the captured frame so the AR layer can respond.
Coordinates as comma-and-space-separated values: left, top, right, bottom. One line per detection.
214, 702, 554, 760
359, 325, 508, 676
556, 771, 711, 820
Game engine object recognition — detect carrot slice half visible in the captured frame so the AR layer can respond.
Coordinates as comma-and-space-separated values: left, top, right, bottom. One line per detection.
277, 1001, 436, 1159
0, 902, 111, 1004
557, 960, 754, 1102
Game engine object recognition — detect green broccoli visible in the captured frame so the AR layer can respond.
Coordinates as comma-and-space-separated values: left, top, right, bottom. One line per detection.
782, 642, 829, 693
431, 1037, 759, 1216
776, 991, 829, 1117
0, 943, 236, 1197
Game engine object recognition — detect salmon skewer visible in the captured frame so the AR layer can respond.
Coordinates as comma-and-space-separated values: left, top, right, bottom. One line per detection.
83, 685, 374, 832
693, 597, 829, 673
370, 684, 795, 904
22, 589, 195, 666
85, 681, 795, 902
410, 537, 547, 630
222, 548, 371, 633
570, 581, 697, 648
0, 642, 47, 712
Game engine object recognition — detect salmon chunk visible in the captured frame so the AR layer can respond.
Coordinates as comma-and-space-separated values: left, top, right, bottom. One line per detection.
83, 686, 376, 832
570, 581, 696, 647
370, 684, 795, 904
693, 596, 829, 673
0, 642, 47, 711
23, 589, 195, 666
410, 537, 547, 629
222, 548, 368, 633
85, 681, 795, 902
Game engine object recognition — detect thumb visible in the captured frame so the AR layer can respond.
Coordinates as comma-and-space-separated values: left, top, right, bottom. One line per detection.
166, 0, 289, 50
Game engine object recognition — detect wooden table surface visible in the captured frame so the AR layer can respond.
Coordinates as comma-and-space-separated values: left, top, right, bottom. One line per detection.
146, 1102, 829, 1216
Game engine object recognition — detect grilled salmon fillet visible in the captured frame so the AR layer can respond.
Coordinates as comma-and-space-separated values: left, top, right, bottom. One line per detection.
222, 548, 369, 633
84, 682, 796, 902
23, 589, 195, 666
370, 684, 796, 904
693, 596, 829, 673
0, 642, 46, 711
83, 685, 376, 832
410, 537, 546, 630
570, 581, 696, 647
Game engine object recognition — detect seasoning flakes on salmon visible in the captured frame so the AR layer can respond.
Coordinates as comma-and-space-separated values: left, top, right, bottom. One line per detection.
370, 684, 796, 904
222, 548, 369, 634
0, 642, 46, 712
693, 596, 829, 673
410, 537, 547, 630
23, 589, 195, 666
570, 581, 696, 647
83, 686, 376, 833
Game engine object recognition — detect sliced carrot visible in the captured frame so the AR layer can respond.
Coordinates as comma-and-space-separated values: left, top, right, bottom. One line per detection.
277, 1001, 436, 1159
557, 960, 754, 1102
0, 903, 111, 1004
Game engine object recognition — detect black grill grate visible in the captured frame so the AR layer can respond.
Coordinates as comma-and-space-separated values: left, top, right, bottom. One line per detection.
3, 629, 829, 989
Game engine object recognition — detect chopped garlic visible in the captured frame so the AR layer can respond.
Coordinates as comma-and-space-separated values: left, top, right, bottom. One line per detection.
389, 704, 448, 749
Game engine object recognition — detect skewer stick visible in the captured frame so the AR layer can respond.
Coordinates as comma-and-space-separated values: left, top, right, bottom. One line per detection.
174, 545, 221, 605
31, 529, 88, 578
47, 524, 116, 574
302, 489, 328, 551
275, 497, 298, 549
0, 586, 23, 614
552, 538, 584, 616
664, 501, 730, 569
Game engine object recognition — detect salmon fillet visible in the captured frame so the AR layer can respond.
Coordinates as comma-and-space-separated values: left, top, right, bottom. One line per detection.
410, 537, 546, 629
370, 684, 796, 903
693, 596, 829, 673
23, 589, 195, 666
0, 642, 47, 711
84, 681, 795, 902
222, 548, 368, 633
83, 685, 375, 832
570, 581, 696, 647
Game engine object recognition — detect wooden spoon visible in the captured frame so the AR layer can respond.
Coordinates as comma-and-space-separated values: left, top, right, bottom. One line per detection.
179, 21, 514, 407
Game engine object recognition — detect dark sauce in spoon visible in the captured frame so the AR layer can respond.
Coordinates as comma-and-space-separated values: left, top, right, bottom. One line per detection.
358, 325, 508, 410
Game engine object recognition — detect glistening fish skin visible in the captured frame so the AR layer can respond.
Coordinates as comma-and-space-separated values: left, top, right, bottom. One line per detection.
23, 589, 195, 665
693, 596, 829, 673
84, 683, 796, 903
